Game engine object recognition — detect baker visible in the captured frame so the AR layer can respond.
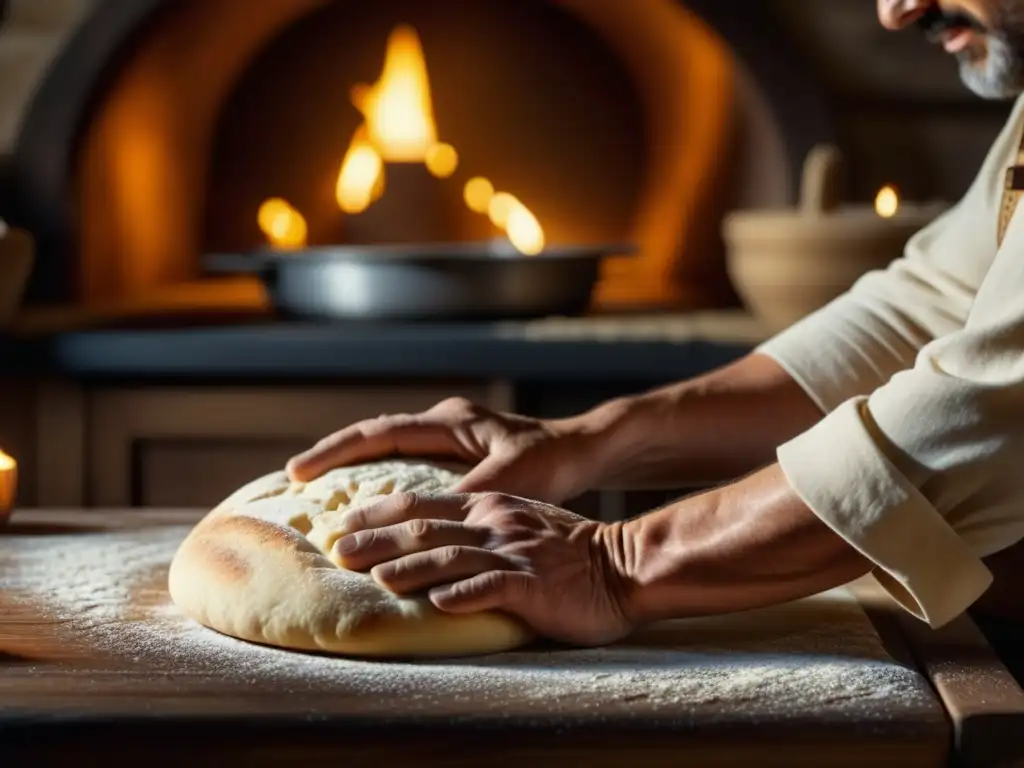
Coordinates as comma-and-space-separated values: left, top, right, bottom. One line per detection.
287, 0, 1024, 681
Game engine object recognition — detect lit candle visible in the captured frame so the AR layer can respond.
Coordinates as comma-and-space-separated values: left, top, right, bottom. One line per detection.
0, 448, 17, 521
875, 185, 900, 219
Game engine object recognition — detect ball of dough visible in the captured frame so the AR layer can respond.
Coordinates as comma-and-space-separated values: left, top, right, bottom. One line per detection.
168, 461, 533, 658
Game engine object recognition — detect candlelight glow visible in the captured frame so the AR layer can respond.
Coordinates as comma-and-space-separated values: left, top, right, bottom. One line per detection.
258, 198, 308, 250
875, 185, 900, 219
464, 177, 494, 214
0, 447, 15, 514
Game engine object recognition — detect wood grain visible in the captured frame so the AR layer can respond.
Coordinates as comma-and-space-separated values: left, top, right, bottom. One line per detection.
852, 577, 1024, 768
0, 510, 952, 766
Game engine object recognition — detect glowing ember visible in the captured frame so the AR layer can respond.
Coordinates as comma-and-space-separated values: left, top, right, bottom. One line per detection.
875, 185, 900, 219
258, 198, 308, 250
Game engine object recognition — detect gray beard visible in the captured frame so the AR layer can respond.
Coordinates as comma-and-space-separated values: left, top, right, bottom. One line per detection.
958, 35, 1024, 98
957, 4, 1024, 99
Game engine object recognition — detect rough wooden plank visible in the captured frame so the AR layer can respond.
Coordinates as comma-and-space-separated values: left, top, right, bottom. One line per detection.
0, 510, 950, 766
896, 611, 1024, 768
851, 576, 1024, 767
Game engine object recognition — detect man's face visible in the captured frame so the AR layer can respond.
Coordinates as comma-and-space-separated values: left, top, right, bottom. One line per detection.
878, 0, 1024, 98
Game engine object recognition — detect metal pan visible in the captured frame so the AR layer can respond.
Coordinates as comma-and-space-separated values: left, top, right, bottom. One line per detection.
204, 242, 634, 321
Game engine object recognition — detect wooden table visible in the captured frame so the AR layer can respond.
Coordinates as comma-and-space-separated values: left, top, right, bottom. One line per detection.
1, 510, 1023, 767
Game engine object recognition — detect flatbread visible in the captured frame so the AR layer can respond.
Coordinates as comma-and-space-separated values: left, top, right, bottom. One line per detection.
167, 461, 534, 658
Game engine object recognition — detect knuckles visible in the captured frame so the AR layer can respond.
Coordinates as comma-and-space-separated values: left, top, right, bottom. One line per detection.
403, 517, 432, 541
434, 545, 463, 567
473, 491, 512, 512
472, 493, 538, 530
432, 396, 477, 419
389, 491, 420, 516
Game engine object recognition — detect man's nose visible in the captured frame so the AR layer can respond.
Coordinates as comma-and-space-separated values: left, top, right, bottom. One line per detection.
878, 0, 933, 30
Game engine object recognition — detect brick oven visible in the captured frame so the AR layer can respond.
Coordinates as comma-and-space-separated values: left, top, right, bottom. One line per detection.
1, 0, 831, 319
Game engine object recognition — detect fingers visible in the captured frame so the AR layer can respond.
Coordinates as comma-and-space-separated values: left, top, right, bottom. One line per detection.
371, 546, 513, 595
335, 517, 488, 571
338, 492, 473, 536
453, 456, 512, 495
429, 570, 533, 614
285, 414, 473, 482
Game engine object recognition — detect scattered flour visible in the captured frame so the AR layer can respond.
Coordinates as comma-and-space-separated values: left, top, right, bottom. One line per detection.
1, 525, 936, 720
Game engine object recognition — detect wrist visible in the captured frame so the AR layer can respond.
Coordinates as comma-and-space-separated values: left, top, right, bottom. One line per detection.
600, 490, 711, 627
555, 395, 673, 490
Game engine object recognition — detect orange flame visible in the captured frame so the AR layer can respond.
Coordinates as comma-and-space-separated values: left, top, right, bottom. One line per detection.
875, 185, 900, 218
330, 24, 545, 255
258, 198, 308, 250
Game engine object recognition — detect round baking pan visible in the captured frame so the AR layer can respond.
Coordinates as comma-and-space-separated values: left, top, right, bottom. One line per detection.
203, 242, 635, 321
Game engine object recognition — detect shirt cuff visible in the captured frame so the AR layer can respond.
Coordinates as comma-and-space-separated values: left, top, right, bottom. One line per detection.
776, 398, 993, 628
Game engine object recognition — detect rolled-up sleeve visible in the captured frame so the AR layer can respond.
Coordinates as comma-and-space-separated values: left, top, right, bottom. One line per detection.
759, 95, 1024, 416
777, 202, 1024, 628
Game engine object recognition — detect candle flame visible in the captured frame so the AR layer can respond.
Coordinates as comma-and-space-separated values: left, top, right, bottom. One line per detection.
258, 198, 308, 250
875, 185, 900, 219
0, 449, 16, 471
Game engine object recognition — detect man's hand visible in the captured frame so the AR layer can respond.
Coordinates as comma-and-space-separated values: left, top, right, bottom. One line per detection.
286, 397, 601, 504
288, 355, 824, 501
331, 491, 636, 647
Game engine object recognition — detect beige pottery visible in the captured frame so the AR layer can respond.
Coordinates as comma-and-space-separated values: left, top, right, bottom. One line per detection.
723, 145, 947, 332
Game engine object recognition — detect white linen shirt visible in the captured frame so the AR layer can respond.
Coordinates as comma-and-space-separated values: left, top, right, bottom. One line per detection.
759, 94, 1024, 628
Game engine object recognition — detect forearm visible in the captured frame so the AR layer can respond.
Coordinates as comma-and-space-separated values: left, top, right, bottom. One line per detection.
564, 353, 824, 490
605, 463, 872, 624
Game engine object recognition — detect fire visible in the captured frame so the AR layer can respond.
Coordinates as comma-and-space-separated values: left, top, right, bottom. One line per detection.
0, 449, 14, 471
258, 198, 308, 250
506, 204, 545, 256
353, 25, 440, 163
875, 185, 900, 218
260, 24, 546, 255
488, 192, 519, 229
336, 125, 385, 214
464, 177, 494, 213
425, 143, 459, 178
487, 191, 545, 255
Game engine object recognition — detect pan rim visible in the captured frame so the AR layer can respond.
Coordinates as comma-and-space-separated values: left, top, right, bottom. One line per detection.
231, 241, 636, 265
